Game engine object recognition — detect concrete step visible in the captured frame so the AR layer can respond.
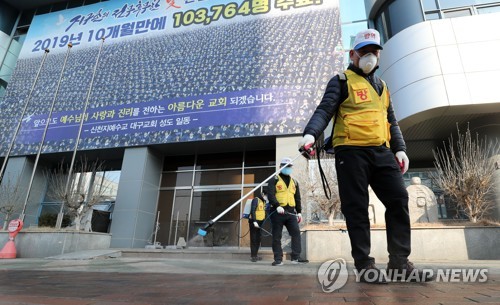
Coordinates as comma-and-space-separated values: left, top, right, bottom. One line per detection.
46, 247, 294, 261
120, 247, 281, 261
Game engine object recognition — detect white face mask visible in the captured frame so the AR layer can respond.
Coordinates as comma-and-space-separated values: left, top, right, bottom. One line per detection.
356, 51, 378, 74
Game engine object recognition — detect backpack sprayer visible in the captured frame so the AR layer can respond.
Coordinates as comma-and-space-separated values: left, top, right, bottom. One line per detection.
197, 146, 313, 237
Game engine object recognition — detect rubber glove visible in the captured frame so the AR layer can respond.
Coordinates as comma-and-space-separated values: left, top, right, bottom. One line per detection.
253, 221, 259, 228
395, 151, 409, 174
277, 206, 285, 214
297, 213, 303, 224
298, 134, 316, 158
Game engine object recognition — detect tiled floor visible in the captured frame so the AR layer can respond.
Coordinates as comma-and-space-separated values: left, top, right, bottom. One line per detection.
0, 257, 498, 305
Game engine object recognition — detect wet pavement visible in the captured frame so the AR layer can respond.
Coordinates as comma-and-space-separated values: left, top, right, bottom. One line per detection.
0, 253, 498, 305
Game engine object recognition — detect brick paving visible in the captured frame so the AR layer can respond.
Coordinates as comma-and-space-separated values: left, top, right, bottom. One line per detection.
0, 257, 498, 305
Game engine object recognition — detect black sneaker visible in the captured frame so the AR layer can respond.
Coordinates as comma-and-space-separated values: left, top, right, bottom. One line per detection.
272, 260, 283, 266
291, 258, 309, 264
250, 257, 258, 262
387, 260, 434, 282
356, 263, 388, 284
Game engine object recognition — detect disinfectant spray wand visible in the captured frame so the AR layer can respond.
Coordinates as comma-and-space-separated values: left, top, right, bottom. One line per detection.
197, 146, 313, 236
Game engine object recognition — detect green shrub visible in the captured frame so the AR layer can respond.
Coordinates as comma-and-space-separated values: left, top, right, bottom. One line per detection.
38, 213, 71, 227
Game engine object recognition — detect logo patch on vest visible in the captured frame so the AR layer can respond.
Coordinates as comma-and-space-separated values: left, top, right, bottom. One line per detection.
355, 89, 368, 101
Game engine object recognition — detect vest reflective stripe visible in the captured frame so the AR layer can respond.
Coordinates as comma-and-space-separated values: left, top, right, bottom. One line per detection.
255, 198, 266, 221
275, 175, 296, 207
332, 70, 391, 148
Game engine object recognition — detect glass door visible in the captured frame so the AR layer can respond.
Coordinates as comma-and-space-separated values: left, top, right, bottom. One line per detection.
156, 189, 191, 247
188, 189, 242, 247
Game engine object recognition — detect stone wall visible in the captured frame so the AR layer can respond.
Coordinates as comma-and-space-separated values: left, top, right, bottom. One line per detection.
303, 226, 500, 262
0, 231, 111, 258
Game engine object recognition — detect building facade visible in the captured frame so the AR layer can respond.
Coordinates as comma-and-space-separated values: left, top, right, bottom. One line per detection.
0, 0, 498, 249
365, 0, 500, 220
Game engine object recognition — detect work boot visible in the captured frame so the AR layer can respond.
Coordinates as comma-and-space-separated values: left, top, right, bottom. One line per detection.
356, 263, 388, 284
387, 260, 434, 282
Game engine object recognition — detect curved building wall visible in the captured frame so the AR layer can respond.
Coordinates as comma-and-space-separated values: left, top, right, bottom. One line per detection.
366, 0, 500, 221
378, 13, 500, 124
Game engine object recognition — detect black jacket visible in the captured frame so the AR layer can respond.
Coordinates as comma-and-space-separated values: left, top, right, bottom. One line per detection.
303, 64, 406, 154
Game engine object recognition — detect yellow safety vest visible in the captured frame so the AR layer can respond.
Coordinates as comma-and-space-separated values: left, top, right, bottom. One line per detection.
275, 175, 296, 207
255, 198, 266, 221
332, 70, 391, 148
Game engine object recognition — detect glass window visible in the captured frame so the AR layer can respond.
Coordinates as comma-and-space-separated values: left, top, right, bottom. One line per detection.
245, 149, 275, 167
425, 12, 441, 20
475, 0, 500, 4
375, 12, 389, 44
18, 10, 35, 27
35, 5, 52, 15
243, 168, 275, 185
14, 28, 28, 38
439, 0, 475, 9
163, 155, 194, 171
0, 2, 18, 34
0, 78, 7, 89
443, 8, 473, 18
422, 0, 439, 10
387, 0, 425, 37
68, 0, 85, 8
194, 169, 242, 186
196, 152, 242, 169
477, 4, 500, 14
51, 2, 68, 12
161, 172, 193, 187
100, 170, 120, 200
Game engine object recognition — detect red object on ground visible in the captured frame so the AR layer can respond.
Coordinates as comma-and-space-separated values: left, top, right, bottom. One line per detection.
0, 219, 23, 259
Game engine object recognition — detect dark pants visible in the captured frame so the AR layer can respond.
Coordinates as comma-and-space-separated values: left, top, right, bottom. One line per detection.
249, 220, 263, 257
271, 211, 301, 261
335, 147, 411, 270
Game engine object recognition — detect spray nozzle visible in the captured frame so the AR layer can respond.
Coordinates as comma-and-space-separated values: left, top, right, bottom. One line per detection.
197, 220, 214, 236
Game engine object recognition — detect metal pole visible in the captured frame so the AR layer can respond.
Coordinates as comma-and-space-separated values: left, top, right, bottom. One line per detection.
0, 49, 50, 183
19, 44, 73, 221
153, 211, 160, 245
173, 210, 179, 246
56, 38, 105, 229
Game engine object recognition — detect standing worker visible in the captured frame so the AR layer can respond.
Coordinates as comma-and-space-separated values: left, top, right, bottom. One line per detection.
267, 157, 308, 266
298, 29, 431, 283
248, 188, 268, 262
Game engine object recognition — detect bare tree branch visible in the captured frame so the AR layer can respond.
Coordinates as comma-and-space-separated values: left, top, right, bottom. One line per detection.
44, 157, 116, 230
294, 152, 341, 226
432, 124, 499, 222
0, 176, 22, 230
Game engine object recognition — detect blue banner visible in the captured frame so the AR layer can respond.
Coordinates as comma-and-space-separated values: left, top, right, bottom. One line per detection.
0, 0, 343, 156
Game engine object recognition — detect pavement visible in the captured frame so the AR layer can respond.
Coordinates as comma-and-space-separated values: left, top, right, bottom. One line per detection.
0, 249, 498, 305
